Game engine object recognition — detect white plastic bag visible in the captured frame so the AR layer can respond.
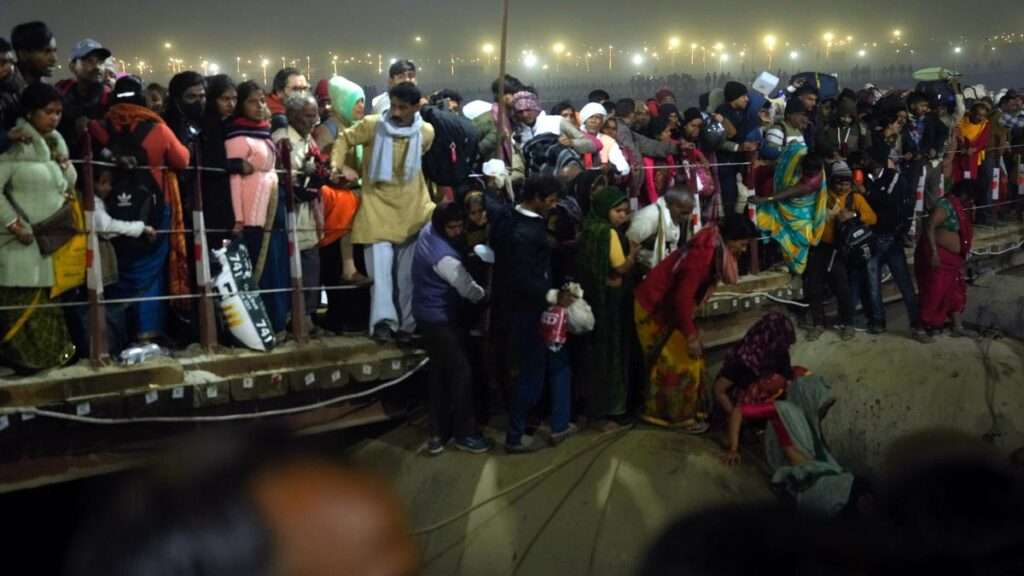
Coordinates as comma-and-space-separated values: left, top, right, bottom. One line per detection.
563, 282, 595, 335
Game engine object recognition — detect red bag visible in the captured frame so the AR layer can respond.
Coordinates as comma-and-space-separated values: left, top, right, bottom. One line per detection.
540, 306, 568, 351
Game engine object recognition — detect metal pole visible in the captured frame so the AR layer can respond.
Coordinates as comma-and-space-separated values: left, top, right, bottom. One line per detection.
81, 129, 110, 366
280, 140, 308, 344
191, 142, 218, 351
495, 0, 511, 165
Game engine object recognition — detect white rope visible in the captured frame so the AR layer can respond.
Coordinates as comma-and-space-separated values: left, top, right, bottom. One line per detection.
410, 426, 630, 537
971, 238, 1024, 257
0, 358, 428, 425
710, 291, 809, 308
0, 283, 367, 313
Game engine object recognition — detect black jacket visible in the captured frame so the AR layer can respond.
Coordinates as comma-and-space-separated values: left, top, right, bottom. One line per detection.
57, 80, 111, 159
865, 168, 915, 237
0, 80, 21, 154
900, 113, 947, 160
493, 208, 556, 314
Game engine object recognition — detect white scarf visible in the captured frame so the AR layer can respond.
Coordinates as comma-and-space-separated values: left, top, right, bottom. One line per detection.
368, 113, 423, 183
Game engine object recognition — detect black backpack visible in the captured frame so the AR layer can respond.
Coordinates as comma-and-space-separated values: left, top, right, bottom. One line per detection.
522, 133, 583, 179
420, 105, 479, 187
792, 72, 840, 101
837, 193, 876, 267
104, 121, 164, 257
916, 80, 957, 113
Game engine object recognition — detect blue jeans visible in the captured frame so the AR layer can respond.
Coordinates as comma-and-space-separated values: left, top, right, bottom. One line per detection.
850, 234, 920, 328
506, 309, 571, 446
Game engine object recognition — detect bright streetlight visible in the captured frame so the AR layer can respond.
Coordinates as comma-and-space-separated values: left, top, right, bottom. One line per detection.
632, 53, 645, 66
823, 32, 835, 60
764, 34, 777, 69
953, 46, 962, 54
552, 42, 566, 71
857, 49, 867, 58
163, 42, 172, 50
690, 42, 698, 65
481, 42, 495, 67
719, 53, 729, 73
668, 36, 681, 66
209, 63, 220, 75
713, 42, 725, 53
789, 51, 800, 61
523, 52, 538, 68
414, 36, 422, 43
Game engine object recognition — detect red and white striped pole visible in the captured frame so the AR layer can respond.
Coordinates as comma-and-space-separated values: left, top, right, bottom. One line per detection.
81, 129, 110, 366
280, 140, 308, 344
692, 188, 703, 234
1018, 155, 1024, 193
191, 143, 218, 350
910, 171, 926, 238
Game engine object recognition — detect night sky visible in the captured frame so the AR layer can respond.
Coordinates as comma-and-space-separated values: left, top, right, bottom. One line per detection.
3, 0, 1018, 58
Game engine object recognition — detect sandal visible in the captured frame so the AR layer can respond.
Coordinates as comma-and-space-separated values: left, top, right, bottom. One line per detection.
949, 327, 978, 339
342, 272, 372, 286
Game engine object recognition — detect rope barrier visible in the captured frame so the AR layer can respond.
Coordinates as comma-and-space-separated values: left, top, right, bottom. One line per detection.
0, 283, 366, 313
0, 358, 429, 424
3, 196, 1022, 240
71, 142, 1024, 176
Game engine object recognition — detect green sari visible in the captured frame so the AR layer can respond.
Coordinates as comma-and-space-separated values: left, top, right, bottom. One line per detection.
0, 288, 75, 373
576, 187, 630, 419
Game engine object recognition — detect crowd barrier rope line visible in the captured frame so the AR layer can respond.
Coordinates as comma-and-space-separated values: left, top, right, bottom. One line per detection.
0, 358, 430, 424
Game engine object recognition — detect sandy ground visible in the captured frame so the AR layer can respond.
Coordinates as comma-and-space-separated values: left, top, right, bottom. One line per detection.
347, 419, 773, 576
346, 276, 1024, 576
791, 329, 1024, 477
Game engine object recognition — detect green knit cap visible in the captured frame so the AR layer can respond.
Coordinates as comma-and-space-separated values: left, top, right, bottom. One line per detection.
328, 75, 366, 126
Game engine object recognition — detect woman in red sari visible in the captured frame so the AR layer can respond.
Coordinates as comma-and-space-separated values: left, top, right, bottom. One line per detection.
635, 215, 756, 432
915, 180, 975, 337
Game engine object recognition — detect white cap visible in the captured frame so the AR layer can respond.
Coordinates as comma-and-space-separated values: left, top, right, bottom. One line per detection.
482, 159, 508, 178
462, 100, 492, 121
579, 102, 607, 125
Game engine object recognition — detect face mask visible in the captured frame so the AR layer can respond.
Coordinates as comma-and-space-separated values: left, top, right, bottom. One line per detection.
182, 101, 204, 123
0, 75, 17, 94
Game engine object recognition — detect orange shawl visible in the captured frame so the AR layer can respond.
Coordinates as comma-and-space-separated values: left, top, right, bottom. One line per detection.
105, 104, 192, 313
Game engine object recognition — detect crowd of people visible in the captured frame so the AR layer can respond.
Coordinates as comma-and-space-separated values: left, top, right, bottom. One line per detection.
1, 20, 1023, 458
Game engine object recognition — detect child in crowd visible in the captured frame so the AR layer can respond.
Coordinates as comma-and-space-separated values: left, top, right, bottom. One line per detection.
93, 167, 156, 352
